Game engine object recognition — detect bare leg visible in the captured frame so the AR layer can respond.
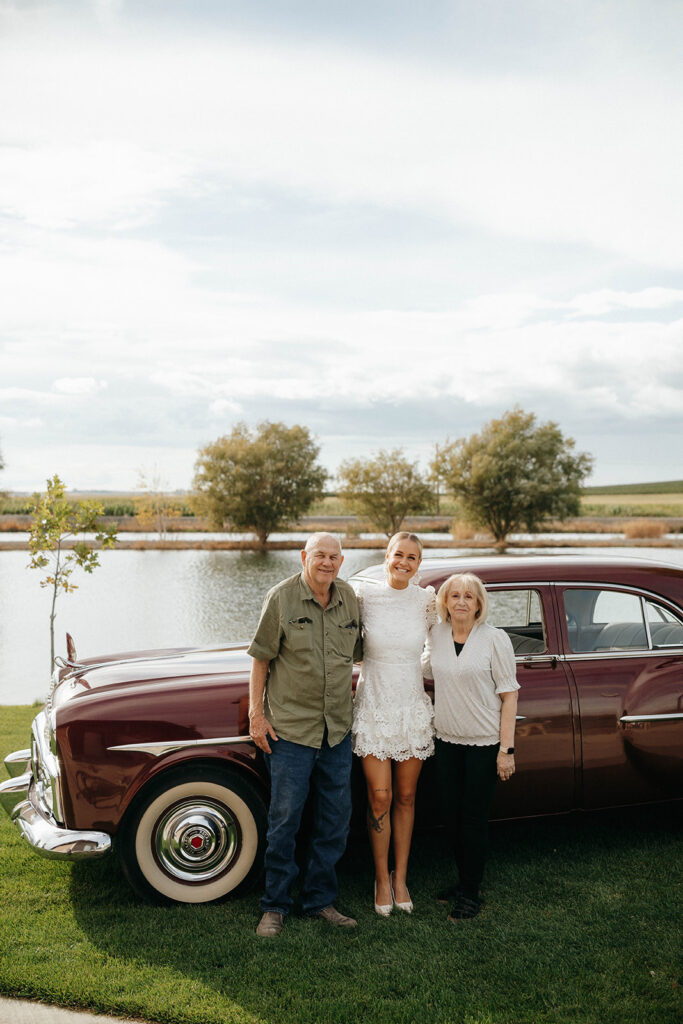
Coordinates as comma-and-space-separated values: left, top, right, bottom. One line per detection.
391, 757, 423, 903
362, 754, 393, 907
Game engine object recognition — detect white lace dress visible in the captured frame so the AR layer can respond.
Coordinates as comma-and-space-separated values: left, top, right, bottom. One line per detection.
352, 580, 436, 762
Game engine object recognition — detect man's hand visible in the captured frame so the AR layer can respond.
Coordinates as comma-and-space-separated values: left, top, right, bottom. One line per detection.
249, 711, 278, 754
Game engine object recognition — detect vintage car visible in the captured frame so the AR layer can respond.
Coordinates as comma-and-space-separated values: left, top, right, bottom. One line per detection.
2, 555, 682, 905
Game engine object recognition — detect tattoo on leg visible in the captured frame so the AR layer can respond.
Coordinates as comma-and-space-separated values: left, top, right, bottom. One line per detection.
367, 806, 388, 833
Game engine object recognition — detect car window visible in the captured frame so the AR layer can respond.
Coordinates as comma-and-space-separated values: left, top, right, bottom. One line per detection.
486, 589, 547, 655
563, 588, 649, 653
644, 599, 683, 647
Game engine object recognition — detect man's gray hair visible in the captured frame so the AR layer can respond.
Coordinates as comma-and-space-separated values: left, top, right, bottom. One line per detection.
304, 532, 343, 554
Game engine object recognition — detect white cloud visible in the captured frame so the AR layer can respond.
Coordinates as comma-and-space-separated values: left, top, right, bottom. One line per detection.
208, 398, 242, 418
0, 6, 681, 490
569, 288, 683, 318
0, 142, 190, 230
53, 377, 108, 395
1, 20, 681, 267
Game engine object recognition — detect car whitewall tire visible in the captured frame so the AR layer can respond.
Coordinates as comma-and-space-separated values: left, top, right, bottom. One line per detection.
119, 766, 267, 904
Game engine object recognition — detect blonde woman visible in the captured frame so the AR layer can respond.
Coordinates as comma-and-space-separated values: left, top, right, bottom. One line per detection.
422, 572, 519, 921
351, 532, 436, 915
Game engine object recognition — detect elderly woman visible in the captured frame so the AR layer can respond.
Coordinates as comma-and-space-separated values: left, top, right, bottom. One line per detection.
421, 572, 519, 921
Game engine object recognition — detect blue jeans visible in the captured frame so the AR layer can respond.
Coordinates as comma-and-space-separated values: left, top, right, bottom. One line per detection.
261, 731, 352, 916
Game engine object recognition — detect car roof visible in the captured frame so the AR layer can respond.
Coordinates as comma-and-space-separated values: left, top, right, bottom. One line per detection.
351, 554, 683, 601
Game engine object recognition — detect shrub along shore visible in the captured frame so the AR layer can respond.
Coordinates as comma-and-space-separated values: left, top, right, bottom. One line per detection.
0, 514, 681, 551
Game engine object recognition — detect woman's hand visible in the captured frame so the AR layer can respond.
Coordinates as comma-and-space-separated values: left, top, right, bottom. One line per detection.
497, 750, 515, 781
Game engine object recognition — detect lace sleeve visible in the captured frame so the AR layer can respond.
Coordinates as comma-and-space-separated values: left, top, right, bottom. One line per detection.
420, 630, 434, 680
424, 585, 438, 628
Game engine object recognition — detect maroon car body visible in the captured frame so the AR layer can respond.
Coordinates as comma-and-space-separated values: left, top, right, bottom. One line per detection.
2, 555, 682, 904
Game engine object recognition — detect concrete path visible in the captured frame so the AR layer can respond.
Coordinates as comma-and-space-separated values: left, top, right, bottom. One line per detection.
0, 998, 158, 1024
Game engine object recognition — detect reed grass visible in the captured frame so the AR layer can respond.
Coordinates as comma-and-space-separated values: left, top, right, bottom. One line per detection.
622, 519, 669, 539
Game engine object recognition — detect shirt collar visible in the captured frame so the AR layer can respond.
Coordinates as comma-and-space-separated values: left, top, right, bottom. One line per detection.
298, 572, 343, 607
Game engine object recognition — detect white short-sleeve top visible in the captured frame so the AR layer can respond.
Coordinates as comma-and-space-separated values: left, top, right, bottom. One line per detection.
421, 620, 519, 746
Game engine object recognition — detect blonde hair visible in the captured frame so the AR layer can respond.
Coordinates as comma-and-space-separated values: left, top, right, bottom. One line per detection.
386, 531, 423, 557
436, 572, 488, 623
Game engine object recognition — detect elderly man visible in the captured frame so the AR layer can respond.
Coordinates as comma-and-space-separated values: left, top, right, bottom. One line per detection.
248, 532, 362, 937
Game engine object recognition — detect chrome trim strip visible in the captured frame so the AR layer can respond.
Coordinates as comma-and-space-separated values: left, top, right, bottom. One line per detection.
516, 716, 526, 721
11, 797, 111, 860
0, 772, 31, 818
108, 734, 253, 757
642, 597, 653, 649
561, 649, 683, 662
620, 713, 683, 723
4, 749, 31, 779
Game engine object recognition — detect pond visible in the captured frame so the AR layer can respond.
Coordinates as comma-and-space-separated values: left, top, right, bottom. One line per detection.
1, 545, 682, 705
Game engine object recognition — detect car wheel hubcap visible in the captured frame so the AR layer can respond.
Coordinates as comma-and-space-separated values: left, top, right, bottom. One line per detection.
155, 799, 239, 881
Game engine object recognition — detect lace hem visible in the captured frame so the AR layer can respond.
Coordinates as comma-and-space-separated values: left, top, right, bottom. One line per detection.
352, 697, 434, 762
352, 736, 434, 762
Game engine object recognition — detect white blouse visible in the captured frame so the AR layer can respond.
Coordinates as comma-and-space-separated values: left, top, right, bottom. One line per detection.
421, 620, 520, 746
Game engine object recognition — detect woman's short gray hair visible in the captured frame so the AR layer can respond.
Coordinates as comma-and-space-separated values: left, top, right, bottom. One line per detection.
436, 572, 488, 623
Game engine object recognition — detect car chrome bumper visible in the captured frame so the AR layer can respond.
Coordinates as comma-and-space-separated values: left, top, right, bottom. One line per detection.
0, 770, 31, 817
2, 750, 111, 860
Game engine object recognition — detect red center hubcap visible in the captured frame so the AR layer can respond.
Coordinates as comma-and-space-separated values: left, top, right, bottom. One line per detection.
190, 835, 204, 850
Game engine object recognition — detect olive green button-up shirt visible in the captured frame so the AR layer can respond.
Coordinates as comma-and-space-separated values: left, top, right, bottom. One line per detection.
247, 572, 362, 748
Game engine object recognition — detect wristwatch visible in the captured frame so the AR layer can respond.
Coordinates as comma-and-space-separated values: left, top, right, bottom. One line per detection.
499, 746, 515, 755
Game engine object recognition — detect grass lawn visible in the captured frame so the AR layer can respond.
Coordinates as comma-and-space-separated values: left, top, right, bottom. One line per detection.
1, 706, 681, 1024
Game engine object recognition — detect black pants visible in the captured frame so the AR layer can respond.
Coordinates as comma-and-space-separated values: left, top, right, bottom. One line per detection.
435, 738, 498, 898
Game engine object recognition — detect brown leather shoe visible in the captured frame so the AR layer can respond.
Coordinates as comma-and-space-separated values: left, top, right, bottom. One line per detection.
314, 905, 357, 927
256, 911, 284, 937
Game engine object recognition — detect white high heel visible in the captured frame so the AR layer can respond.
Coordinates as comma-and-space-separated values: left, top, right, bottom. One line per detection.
390, 871, 414, 913
374, 879, 393, 916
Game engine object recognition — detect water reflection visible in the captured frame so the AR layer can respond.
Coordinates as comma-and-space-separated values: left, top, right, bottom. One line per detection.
1, 546, 681, 705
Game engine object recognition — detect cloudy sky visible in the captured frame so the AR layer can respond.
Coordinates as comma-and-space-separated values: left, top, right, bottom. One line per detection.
1, 0, 682, 492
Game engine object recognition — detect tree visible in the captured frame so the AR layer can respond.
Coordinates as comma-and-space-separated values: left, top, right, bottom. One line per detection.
427, 441, 450, 514
193, 421, 327, 548
135, 466, 181, 539
438, 407, 593, 545
337, 448, 432, 537
28, 475, 118, 672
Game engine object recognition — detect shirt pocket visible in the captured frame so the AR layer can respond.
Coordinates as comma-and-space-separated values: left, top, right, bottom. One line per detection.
335, 619, 359, 660
286, 617, 314, 651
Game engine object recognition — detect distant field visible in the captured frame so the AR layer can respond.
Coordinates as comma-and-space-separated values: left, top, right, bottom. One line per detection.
582, 492, 683, 507
583, 480, 683, 495
581, 494, 683, 517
